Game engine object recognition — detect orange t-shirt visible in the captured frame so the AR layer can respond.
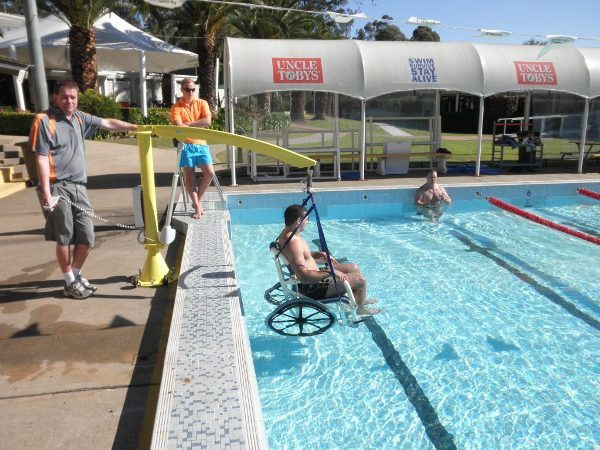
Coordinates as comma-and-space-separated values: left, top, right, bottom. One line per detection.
169, 97, 211, 144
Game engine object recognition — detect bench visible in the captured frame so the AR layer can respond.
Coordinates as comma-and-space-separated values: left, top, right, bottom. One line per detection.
370, 152, 451, 175
249, 147, 340, 181
560, 141, 600, 164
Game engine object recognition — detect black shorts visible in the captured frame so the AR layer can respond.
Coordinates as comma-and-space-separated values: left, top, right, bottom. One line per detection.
298, 280, 330, 300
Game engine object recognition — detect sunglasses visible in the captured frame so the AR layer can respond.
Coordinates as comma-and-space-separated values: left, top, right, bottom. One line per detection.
182, 87, 196, 93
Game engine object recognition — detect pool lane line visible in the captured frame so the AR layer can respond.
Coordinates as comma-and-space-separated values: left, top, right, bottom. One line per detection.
450, 229, 600, 332
362, 316, 457, 450
448, 220, 600, 317
577, 187, 600, 201
486, 196, 600, 245
537, 209, 600, 238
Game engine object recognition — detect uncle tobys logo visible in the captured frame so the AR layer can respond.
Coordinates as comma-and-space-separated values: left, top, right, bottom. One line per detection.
272, 58, 323, 83
514, 61, 557, 85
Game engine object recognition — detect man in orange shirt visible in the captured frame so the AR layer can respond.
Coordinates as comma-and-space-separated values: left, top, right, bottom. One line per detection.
170, 78, 214, 218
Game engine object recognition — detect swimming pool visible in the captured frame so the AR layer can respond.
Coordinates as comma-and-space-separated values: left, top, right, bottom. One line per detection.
229, 182, 599, 449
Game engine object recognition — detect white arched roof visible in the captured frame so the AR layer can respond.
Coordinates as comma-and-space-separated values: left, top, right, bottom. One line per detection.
225, 38, 600, 99
0, 13, 198, 73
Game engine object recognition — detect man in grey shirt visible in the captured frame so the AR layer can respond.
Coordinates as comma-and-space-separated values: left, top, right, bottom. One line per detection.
31, 79, 138, 299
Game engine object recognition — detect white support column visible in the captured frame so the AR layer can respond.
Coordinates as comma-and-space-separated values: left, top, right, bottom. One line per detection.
523, 90, 532, 131
475, 96, 485, 177
170, 75, 177, 105
433, 90, 441, 153
359, 99, 366, 180
8, 45, 26, 111
215, 57, 220, 106
578, 98, 590, 174
333, 93, 339, 149
223, 42, 237, 186
139, 50, 147, 117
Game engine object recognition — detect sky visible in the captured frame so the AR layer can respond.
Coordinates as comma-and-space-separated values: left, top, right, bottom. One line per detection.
348, 0, 600, 47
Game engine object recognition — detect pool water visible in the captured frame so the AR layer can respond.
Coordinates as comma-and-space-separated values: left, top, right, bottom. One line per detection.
231, 194, 599, 449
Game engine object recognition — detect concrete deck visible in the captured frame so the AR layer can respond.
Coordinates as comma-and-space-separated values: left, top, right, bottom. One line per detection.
0, 134, 598, 449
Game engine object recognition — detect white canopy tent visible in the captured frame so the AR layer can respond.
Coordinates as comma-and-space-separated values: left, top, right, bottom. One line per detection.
0, 12, 198, 115
224, 37, 600, 183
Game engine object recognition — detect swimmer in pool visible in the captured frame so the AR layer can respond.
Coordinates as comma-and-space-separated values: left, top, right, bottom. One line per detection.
415, 170, 452, 222
278, 204, 380, 316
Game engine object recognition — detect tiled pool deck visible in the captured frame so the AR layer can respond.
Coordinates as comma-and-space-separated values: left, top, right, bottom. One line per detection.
152, 175, 600, 449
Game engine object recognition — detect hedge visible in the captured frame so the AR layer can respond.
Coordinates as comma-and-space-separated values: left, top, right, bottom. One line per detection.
0, 111, 35, 136
0, 105, 290, 137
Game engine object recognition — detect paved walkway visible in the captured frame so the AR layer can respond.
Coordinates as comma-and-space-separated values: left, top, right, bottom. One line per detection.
0, 138, 181, 449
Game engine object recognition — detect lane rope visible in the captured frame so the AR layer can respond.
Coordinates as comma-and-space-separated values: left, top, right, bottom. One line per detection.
486, 196, 600, 245
577, 187, 600, 201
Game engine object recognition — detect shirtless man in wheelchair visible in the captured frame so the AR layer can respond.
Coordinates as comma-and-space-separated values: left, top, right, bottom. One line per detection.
278, 204, 380, 316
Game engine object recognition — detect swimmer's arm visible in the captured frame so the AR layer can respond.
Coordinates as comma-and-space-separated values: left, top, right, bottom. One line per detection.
440, 188, 452, 205
287, 241, 330, 283
311, 251, 337, 264
415, 188, 428, 205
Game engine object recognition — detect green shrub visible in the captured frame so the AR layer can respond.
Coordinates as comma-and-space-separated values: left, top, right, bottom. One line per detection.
261, 112, 289, 131
0, 111, 35, 136
229, 112, 290, 135
209, 109, 225, 131
77, 90, 123, 140
128, 107, 170, 126
78, 89, 122, 119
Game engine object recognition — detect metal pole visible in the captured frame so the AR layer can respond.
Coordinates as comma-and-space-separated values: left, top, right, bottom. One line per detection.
433, 90, 441, 153
170, 75, 177, 105
23, 0, 48, 111
136, 129, 174, 287
475, 96, 485, 176
215, 56, 220, 106
577, 98, 590, 174
224, 40, 237, 186
523, 90, 532, 131
359, 99, 366, 180
139, 50, 148, 117
333, 93, 340, 149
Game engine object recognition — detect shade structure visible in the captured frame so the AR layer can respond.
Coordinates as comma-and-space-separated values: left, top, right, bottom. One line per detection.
0, 12, 198, 73
224, 38, 600, 182
225, 38, 600, 100
0, 54, 28, 76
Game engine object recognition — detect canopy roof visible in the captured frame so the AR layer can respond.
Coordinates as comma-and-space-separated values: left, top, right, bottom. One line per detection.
0, 12, 198, 73
225, 38, 600, 99
0, 54, 28, 76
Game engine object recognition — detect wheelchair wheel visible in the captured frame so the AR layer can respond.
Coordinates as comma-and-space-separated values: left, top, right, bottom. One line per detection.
266, 299, 335, 337
264, 282, 286, 305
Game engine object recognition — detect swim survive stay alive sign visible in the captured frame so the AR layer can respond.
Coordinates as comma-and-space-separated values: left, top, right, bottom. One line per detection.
514, 61, 558, 85
409, 58, 438, 83
272, 58, 324, 83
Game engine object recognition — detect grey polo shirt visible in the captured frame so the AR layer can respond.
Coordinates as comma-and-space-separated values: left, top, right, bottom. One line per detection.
30, 106, 102, 184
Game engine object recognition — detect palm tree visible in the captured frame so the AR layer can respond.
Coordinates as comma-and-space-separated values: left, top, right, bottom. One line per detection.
170, 1, 233, 112
230, 0, 350, 121
112, 3, 180, 106
39, 0, 148, 92
38, 1, 109, 91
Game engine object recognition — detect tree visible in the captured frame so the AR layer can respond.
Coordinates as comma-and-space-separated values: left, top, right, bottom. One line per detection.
355, 15, 406, 41
523, 38, 546, 45
410, 26, 440, 42
38, 1, 115, 91
229, 0, 351, 121
170, 1, 232, 112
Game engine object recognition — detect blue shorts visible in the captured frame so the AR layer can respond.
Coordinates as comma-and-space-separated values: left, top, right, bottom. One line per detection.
179, 143, 212, 168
